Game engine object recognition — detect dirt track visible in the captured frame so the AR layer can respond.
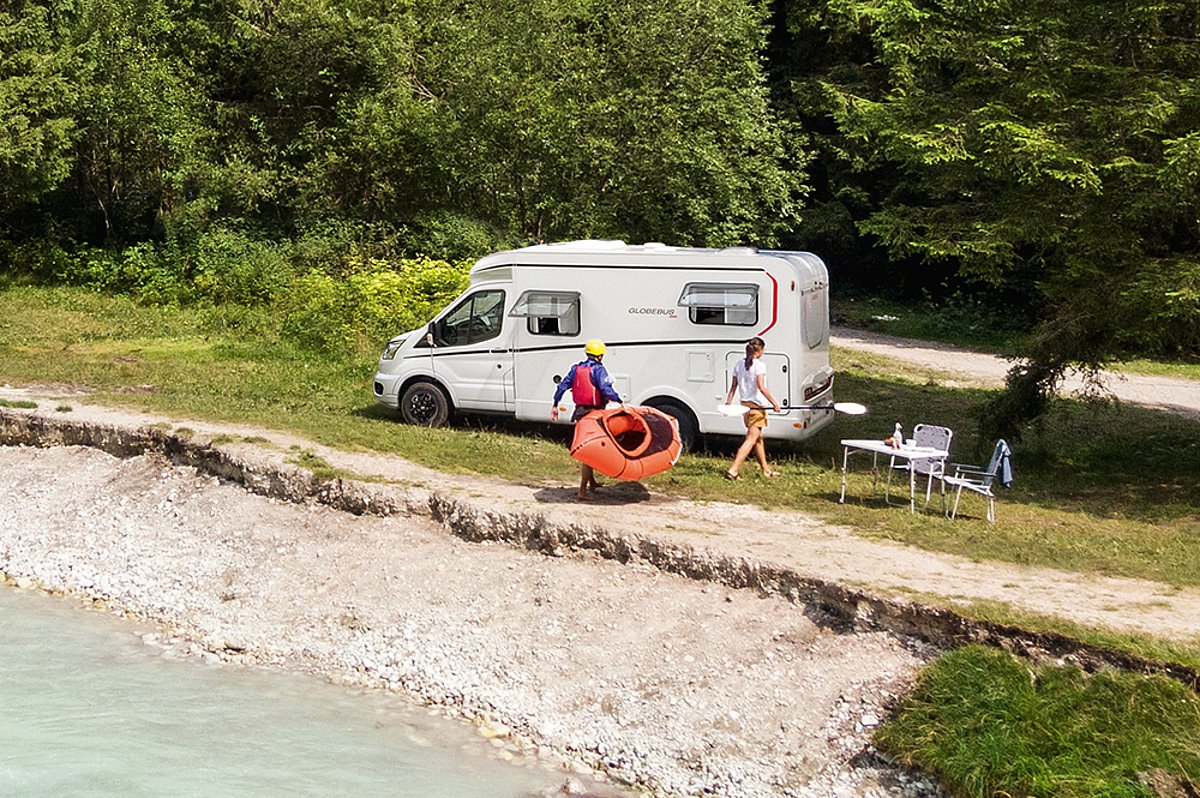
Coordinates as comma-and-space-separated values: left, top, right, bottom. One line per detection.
4, 379, 1196, 646
831, 326, 1200, 418
1, 333, 1198, 797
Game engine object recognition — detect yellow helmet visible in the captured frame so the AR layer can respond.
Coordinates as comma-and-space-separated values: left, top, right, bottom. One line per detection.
584, 339, 606, 357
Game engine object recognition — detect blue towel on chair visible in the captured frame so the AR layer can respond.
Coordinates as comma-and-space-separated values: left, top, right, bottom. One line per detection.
997, 439, 1014, 488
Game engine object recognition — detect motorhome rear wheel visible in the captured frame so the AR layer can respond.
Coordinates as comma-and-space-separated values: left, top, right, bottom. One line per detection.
648, 400, 699, 452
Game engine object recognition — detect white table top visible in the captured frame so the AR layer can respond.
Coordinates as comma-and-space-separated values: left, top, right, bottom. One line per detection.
840, 439, 949, 460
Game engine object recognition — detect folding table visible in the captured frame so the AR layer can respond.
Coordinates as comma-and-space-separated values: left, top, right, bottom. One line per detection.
838, 438, 950, 513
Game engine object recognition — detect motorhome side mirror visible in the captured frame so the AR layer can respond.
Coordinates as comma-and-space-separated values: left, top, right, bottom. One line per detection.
425, 332, 434, 346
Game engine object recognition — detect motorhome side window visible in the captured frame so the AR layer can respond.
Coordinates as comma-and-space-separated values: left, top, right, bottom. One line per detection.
430, 290, 506, 346
804, 287, 827, 349
677, 282, 758, 326
508, 290, 581, 336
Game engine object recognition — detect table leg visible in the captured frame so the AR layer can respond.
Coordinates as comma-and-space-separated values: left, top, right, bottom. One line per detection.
909, 462, 917, 513
884, 453, 901, 505
839, 446, 849, 503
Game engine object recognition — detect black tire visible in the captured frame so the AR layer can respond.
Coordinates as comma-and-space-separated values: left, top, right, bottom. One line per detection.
651, 400, 699, 452
400, 381, 450, 427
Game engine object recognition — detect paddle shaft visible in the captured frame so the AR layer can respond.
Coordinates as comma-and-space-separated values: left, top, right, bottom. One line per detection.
777, 402, 867, 414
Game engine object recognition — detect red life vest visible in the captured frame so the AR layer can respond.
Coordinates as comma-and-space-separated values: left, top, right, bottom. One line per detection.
570, 362, 602, 407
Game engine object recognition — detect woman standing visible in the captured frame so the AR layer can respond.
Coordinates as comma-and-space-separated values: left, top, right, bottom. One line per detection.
724, 337, 782, 480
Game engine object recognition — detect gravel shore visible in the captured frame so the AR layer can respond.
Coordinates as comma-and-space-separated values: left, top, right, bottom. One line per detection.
0, 443, 942, 798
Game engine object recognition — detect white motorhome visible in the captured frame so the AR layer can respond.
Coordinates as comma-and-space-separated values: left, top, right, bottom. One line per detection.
372, 240, 836, 447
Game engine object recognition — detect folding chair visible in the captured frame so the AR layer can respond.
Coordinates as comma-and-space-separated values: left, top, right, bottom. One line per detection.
885, 424, 953, 510
940, 439, 1013, 523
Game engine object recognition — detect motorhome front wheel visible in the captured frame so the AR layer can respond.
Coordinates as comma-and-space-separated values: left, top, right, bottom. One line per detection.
400, 381, 450, 427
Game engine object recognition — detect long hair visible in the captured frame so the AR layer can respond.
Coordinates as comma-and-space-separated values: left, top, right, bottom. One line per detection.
743, 337, 765, 369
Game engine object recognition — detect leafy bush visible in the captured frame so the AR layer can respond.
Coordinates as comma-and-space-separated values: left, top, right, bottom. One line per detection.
1117, 258, 1200, 357
290, 219, 406, 276
4, 241, 188, 304
403, 211, 515, 262
181, 229, 294, 305
1, 240, 88, 286
920, 291, 1035, 348
2, 233, 473, 355
2, 230, 295, 306
280, 257, 470, 353
278, 270, 342, 351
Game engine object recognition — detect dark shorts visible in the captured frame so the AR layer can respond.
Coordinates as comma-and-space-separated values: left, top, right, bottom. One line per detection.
561, 405, 600, 448
571, 405, 602, 423
566, 405, 602, 448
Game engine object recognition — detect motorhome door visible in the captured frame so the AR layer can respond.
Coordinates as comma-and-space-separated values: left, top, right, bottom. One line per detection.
427, 289, 513, 411
724, 351, 791, 408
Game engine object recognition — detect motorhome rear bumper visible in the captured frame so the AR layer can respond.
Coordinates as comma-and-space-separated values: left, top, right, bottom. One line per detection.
763, 406, 836, 439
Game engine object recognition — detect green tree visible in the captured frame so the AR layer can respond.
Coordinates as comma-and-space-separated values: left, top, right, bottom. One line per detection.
161, 0, 431, 245
335, 0, 805, 246
69, 0, 207, 242
0, 1, 79, 226
779, 0, 1200, 433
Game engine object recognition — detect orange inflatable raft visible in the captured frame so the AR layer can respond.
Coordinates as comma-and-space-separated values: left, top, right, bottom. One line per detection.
570, 405, 682, 481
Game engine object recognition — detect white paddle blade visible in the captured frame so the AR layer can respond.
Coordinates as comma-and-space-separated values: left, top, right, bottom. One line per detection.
717, 403, 749, 417
833, 402, 868, 415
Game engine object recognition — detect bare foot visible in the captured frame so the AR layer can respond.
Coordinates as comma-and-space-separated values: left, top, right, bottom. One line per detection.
577, 491, 592, 501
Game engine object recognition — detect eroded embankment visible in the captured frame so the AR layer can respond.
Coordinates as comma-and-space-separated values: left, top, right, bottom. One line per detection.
1, 408, 1195, 692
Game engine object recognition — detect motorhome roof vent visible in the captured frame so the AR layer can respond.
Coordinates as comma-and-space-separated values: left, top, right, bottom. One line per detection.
642, 242, 674, 250
719, 246, 759, 255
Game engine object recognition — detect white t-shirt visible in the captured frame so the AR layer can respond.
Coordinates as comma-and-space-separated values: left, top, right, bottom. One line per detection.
733, 358, 770, 408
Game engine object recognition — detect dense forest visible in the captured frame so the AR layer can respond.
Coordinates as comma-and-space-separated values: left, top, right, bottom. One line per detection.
2, 0, 1199, 425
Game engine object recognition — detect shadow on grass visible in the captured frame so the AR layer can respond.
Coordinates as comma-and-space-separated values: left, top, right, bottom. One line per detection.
533, 482, 652, 505
348, 371, 1200, 523
819, 372, 1200, 522
350, 403, 398, 422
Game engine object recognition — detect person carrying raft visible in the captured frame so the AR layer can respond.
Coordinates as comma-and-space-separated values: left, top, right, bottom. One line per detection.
551, 339, 623, 500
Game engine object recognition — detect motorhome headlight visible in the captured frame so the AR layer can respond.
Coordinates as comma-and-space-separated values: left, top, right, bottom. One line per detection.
380, 336, 407, 360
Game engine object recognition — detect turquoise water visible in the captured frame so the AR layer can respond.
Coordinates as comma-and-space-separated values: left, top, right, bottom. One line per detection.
0, 587, 558, 798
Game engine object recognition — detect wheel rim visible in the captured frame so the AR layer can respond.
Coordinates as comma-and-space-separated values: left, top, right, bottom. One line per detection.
408, 391, 438, 423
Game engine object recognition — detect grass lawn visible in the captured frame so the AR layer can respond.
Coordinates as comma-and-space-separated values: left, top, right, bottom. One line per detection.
4, 284, 1200, 797
3, 286, 1199, 591
876, 645, 1200, 798
831, 294, 1029, 354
